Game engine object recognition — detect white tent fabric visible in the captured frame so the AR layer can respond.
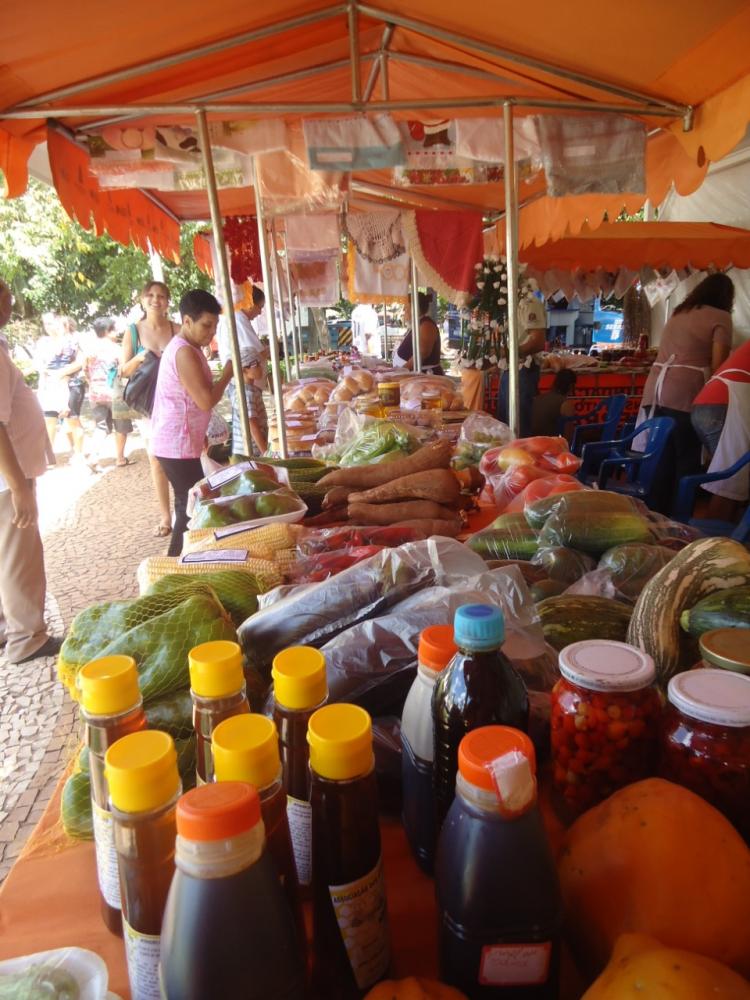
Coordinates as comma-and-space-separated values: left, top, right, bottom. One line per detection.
656, 130, 750, 345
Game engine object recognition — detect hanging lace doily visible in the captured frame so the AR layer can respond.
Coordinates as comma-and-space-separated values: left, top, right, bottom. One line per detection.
344, 209, 405, 264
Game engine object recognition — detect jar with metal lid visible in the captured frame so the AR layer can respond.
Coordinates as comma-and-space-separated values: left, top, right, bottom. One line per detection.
696, 628, 750, 675
551, 640, 662, 815
377, 381, 401, 409
421, 389, 443, 411
659, 668, 750, 840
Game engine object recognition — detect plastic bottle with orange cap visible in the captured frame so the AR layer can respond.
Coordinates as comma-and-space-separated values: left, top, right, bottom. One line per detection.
271, 645, 329, 892
78, 654, 147, 937
105, 729, 182, 1000
308, 703, 391, 999
400, 624, 457, 874
435, 726, 562, 998
188, 640, 250, 785
159, 781, 306, 999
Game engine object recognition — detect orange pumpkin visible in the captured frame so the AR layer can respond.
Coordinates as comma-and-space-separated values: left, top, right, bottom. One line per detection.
559, 778, 750, 979
582, 934, 750, 999
364, 979, 467, 1000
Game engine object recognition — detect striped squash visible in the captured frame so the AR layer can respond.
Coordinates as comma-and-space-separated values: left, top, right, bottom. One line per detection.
626, 537, 750, 685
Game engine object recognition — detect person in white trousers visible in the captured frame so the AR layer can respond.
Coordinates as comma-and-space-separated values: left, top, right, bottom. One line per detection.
0, 278, 61, 664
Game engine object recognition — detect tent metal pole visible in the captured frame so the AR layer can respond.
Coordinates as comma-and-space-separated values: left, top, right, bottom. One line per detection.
269, 221, 292, 385
410, 259, 422, 374
195, 109, 252, 458
363, 24, 394, 102
2, 97, 683, 119
348, 3, 361, 102
356, 4, 687, 114
281, 232, 302, 380
351, 180, 491, 213
503, 100, 521, 438
380, 53, 390, 101
251, 157, 288, 459
12, 4, 349, 110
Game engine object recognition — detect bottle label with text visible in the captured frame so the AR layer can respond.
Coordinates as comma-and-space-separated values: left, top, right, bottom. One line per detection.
329, 857, 390, 990
479, 942, 552, 986
286, 795, 312, 887
123, 918, 162, 1000
92, 800, 121, 910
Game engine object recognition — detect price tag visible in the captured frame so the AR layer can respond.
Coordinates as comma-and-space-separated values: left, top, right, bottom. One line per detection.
180, 549, 248, 564
207, 462, 252, 490
214, 521, 258, 540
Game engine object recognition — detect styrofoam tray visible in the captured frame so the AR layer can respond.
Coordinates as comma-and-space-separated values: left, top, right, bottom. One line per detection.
0, 947, 109, 999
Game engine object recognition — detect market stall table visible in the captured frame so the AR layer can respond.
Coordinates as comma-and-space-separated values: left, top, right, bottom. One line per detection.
0, 767, 584, 998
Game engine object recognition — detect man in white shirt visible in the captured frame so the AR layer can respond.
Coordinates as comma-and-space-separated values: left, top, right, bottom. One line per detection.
0, 279, 61, 664
217, 284, 269, 388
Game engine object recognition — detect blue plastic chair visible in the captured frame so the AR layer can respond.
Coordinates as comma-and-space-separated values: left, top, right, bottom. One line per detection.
578, 416, 676, 508
672, 451, 750, 543
560, 394, 628, 456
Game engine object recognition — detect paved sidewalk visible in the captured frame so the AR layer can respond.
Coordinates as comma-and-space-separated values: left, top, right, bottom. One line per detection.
0, 443, 170, 882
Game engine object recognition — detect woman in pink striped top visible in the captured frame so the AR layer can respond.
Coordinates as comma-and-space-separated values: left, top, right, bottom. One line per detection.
151, 289, 234, 555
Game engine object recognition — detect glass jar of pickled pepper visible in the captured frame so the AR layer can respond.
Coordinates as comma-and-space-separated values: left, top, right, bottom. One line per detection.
551, 640, 661, 816
659, 668, 750, 841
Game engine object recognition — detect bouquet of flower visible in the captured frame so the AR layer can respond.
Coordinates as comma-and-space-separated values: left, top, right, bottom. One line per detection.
459, 255, 539, 369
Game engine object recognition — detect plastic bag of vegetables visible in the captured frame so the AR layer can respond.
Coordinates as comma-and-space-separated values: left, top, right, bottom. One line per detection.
452, 411, 511, 470
239, 538, 487, 676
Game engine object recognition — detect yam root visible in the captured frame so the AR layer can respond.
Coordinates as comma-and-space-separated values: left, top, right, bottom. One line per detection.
392, 517, 463, 538
322, 486, 352, 509
303, 505, 348, 526
349, 469, 461, 506
318, 440, 453, 490
347, 499, 460, 525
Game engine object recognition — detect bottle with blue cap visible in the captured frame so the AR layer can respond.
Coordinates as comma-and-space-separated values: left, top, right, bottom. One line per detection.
432, 604, 529, 829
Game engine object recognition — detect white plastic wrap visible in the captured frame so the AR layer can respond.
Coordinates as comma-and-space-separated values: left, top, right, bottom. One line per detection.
0, 947, 110, 1000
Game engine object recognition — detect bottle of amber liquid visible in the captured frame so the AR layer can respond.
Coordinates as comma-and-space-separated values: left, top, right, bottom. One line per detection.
212, 713, 301, 931
78, 655, 147, 937
160, 782, 306, 1000
272, 645, 328, 891
309, 704, 390, 999
189, 640, 250, 785
106, 730, 181, 1000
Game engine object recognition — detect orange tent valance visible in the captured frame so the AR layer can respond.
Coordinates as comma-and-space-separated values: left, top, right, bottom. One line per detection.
47, 130, 180, 260
519, 222, 750, 273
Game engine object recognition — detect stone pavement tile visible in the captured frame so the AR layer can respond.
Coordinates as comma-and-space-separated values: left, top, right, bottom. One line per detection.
1, 446, 170, 883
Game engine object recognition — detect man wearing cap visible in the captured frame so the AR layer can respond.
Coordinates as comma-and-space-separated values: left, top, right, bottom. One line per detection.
0, 278, 61, 664
497, 296, 547, 438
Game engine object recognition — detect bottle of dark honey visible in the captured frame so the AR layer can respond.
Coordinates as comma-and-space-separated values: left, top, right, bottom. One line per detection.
212, 713, 301, 933
105, 730, 181, 1000
308, 703, 390, 999
271, 645, 328, 891
189, 640, 250, 785
160, 782, 306, 999
78, 654, 148, 937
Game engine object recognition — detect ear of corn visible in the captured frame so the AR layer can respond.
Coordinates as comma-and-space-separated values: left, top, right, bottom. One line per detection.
137, 555, 281, 594
182, 521, 302, 554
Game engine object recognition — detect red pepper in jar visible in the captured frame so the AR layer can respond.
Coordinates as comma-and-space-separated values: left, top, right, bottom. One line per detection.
659, 669, 750, 842
551, 640, 661, 817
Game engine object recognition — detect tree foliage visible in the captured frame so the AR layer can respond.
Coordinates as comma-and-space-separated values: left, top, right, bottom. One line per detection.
0, 180, 210, 335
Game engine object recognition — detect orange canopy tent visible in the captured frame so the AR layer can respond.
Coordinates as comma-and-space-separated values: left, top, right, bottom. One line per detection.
520, 221, 750, 273
1, 0, 750, 249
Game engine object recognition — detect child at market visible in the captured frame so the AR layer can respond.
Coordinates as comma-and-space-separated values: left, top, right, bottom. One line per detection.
229, 345, 268, 458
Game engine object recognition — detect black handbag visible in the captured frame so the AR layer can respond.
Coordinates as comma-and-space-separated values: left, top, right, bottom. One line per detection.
123, 350, 160, 417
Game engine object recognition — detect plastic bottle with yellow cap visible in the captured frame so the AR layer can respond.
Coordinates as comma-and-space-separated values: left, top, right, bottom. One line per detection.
211, 713, 301, 931
401, 625, 457, 874
77, 654, 147, 937
105, 729, 182, 1000
160, 782, 306, 1000
435, 726, 561, 999
271, 645, 328, 890
189, 640, 250, 785
308, 703, 390, 998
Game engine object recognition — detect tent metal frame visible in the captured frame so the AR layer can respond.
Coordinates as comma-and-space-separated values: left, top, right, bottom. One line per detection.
1, 0, 697, 439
